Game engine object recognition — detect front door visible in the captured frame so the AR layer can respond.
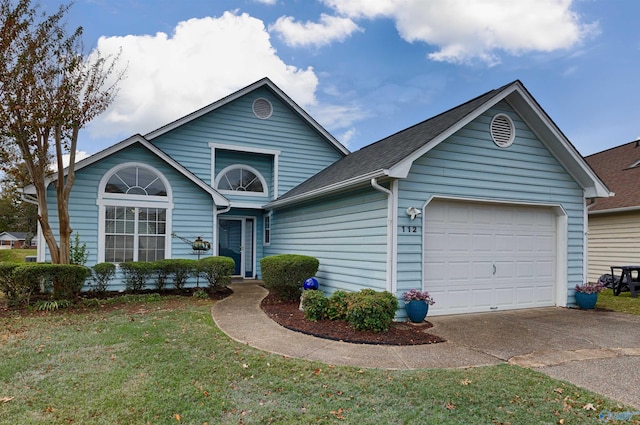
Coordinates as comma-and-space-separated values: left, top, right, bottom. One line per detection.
218, 218, 255, 278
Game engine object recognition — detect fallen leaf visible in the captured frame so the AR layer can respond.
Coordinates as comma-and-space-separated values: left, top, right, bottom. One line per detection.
175, 413, 181, 421
558, 419, 565, 424
461, 379, 472, 386
0, 397, 14, 403
445, 402, 456, 410
582, 403, 596, 411
313, 368, 321, 376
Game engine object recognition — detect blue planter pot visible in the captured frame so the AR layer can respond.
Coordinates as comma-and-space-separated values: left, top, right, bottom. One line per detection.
575, 292, 598, 309
405, 300, 429, 323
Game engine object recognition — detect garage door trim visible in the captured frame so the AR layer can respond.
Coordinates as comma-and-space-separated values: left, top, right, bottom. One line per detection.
421, 195, 568, 315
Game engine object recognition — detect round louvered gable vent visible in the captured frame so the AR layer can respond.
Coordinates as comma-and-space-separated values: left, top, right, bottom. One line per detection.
252, 98, 273, 119
490, 113, 515, 148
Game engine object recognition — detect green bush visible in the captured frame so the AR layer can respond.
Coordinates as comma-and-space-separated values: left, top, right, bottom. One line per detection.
260, 254, 319, 301
152, 259, 173, 290
345, 290, 398, 332
120, 262, 155, 292
325, 290, 353, 321
90, 262, 116, 294
0, 262, 30, 306
49, 264, 91, 299
301, 290, 327, 321
10, 263, 89, 301
198, 256, 234, 290
165, 259, 197, 290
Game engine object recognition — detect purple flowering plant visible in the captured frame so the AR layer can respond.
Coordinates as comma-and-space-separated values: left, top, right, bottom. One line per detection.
402, 289, 435, 305
575, 282, 605, 294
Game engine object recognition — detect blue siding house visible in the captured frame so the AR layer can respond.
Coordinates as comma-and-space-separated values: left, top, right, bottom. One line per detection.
30, 78, 610, 316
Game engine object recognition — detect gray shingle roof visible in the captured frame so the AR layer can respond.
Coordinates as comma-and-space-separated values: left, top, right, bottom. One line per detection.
276, 81, 515, 202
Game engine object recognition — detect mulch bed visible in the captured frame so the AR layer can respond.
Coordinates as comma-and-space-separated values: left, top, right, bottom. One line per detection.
260, 291, 445, 346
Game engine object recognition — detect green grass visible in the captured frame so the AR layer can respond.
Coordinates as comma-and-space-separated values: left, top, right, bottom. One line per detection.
0, 248, 37, 263
597, 288, 640, 315
0, 297, 632, 424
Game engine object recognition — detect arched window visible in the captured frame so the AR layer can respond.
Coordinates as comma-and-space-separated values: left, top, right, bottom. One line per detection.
215, 165, 267, 195
98, 164, 172, 263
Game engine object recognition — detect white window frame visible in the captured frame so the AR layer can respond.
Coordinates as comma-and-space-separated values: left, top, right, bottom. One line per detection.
209, 143, 281, 199
96, 162, 173, 263
263, 213, 272, 246
214, 164, 269, 197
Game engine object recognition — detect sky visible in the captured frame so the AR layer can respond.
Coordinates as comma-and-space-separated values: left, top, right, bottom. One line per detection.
55, 0, 640, 161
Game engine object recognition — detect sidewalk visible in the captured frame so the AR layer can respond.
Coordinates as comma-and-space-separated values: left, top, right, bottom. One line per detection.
211, 282, 640, 408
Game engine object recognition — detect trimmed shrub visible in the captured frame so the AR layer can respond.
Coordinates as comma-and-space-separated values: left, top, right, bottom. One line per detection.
260, 254, 319, 301
49, 264, 91, 299
166, 259, 197, 290
301, 290, 327, 321
325, 290, 353, 321
198, 256, 234, 290
345, 290, 398, 332
120, 262, 155, 292
153, 259, 173, 290
0, 262, 29, 306
90, 262, 116, 294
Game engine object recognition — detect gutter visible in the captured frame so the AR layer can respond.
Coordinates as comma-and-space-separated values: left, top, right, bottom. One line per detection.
265, 169, 388, 210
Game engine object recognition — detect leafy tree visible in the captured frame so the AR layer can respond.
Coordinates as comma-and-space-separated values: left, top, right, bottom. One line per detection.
0, 0, 122, 263
0, 162, 38, 235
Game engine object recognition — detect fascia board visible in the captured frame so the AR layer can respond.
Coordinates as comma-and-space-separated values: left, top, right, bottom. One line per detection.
505, 90, 611, 198
144, 78, 350, 157
388, 84, 519, 179
265, 169, 388, 209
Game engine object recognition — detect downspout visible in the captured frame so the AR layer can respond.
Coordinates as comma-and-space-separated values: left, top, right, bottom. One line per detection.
371, 178, 395, 292
21, 193, 45, 262
213, 204, 231, 256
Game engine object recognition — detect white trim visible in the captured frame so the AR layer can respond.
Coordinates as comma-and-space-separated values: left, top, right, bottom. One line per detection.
23, 135, 229, 207
96, 163, 174, 263
421, 195, 568, 310
218, 216, 257, 278
263, 212, 272, 246
210, 143, 280, 199
209, 142, 281, 156
490, 113, 515, 148
390, 180, 399, 294
214, 164, 269, 197
143, 78, 349, 155
370, 178, 393, 292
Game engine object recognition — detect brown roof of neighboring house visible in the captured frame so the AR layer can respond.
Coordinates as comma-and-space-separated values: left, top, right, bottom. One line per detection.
585, 140, 640, 212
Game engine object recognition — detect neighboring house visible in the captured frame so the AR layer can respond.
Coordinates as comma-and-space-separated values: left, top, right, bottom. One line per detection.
584, 141, 640, 283
25, 78, 610, 316
0, 231, 33, 249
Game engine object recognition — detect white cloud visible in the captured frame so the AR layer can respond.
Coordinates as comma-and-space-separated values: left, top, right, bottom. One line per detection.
269, 13, 362, 47
61, 150, 91, 168
254, 0, 277, 4
86, 12, 320, 139
321, 0, 597, 65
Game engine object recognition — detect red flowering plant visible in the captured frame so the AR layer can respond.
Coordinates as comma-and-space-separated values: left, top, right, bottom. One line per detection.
402, 289, 435, 305
574, 282, 605, 294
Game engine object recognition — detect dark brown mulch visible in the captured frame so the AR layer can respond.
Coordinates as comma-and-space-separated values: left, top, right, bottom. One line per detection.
260, 291, 445, 346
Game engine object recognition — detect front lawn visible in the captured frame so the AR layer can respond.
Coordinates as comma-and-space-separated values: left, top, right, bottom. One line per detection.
0, 248, 36, 263
597, 288, 640, 315
0, 296, 630, 424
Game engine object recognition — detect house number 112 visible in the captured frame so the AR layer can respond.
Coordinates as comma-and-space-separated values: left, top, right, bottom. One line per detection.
401, 226, 418, 233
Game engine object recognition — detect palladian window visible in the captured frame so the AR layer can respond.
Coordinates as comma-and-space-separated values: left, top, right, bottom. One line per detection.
215, 165, 267, 195
99, 164, 171, 263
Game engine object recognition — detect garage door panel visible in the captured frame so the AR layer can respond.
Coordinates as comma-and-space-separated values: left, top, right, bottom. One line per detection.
424, 200, 556, 315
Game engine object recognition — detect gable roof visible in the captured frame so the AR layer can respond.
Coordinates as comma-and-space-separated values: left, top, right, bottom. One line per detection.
23, 135, 230, 207
267, 80, 610, 209
585, 140, 640, 213
0, 231, 28, 240
145, 77, 350, 156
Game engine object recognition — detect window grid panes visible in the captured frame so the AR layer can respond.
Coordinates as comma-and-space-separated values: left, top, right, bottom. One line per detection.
218, 167, 264, 193
104, 206, 166, 263
263, 215, 271, 245
105, 166, 167, 196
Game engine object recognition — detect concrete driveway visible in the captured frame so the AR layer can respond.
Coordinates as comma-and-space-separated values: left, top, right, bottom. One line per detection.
428, 308, 640, 408
213, 283, 640, 409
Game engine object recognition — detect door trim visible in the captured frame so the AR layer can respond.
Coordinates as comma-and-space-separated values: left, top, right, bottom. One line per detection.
218, 217, 256, 278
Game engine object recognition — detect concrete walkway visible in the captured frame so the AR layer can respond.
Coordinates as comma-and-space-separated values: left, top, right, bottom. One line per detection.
211, 282, 640, 408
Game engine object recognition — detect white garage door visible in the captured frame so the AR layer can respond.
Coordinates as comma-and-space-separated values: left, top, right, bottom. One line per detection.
423, 200, 556, 315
